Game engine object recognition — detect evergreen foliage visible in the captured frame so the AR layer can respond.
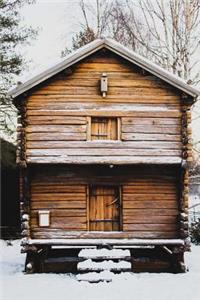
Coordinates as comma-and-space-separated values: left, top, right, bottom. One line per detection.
61, 27, 96, 57
0, 0, 37, 137
190, 219, 200, 245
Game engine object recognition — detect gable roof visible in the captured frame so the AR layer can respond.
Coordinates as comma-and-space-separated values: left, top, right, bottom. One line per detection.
9, 38, 200, 98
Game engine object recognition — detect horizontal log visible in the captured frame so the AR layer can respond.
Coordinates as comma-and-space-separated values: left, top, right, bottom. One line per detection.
32, 193, 86, 201
25, 125, 86, 133
123, 215, 177, 224
26, 141, 182, 150
65, 62, 134, 72
123, 201, 178, 209
26, 148, 182, 157
123, 208, 178, 216
28, 94, 180, 103
27, 101, 180, 110
27, 102, 179, 109
26, 110, 181, 118
27, 116, 87, 125
32, 224, 86, 230
24, 236, 184, 245
120, 231, 178, 237
64, 70, 162, 79
31, 230, 179, 239
122, 125, 180, 134
124, 179, 177, 184
26, 133, 86, 141
122, 186, 177, 194
31, 201, 86, 209
32, 86, 177, 96
122, 133, 181, 141
45, 79, 177, 90
27, 156, 182, 164
31, 209, 86, 217
122, 117, 180, 125
31, 185, 86, 193
123, 223, 178, 231
123, 194, 177, 201
31, 216, 86, 227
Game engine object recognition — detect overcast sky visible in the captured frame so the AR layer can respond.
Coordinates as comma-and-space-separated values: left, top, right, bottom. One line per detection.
20, 0, 82, 79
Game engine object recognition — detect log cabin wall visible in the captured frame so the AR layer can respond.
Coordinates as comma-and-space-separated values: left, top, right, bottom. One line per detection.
25, 49, 182, 164
30, 165, 180, 239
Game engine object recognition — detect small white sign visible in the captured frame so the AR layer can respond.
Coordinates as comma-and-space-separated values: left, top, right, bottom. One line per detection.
38, 210, 50, 227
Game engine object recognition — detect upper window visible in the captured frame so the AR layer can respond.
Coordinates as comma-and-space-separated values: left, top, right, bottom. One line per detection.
89, 117, 119, 140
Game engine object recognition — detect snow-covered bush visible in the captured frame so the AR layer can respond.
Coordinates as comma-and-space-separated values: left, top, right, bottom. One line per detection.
190, 219, 200, 245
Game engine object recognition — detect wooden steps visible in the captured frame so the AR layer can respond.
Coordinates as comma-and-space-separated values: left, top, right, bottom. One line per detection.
77, 248, 131, 282
78, 248, 130, 259
78, 259, 131, 272
77, 271, 114, 283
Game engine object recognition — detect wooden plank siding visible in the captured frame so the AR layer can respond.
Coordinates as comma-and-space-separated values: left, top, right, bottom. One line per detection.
30, 165, 180, 239
25, 49, 182, 165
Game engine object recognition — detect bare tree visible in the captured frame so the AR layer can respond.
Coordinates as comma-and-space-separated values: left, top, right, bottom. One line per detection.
62, 0, 200, 159
113, 0, 200, 83
62, 0, 144, 55
112, 0, 200, 158
78, 0, 112, 38
65, 0, 200, 84
61, 0, 113, 55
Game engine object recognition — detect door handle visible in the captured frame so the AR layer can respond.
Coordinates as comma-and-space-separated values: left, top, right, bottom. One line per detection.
106, 197, 119, 207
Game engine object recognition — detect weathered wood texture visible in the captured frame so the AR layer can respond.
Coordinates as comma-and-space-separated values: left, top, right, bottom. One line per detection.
30, 165, 180, 239
24, 49, 182, 164
89, 186, 120, 231
181, 102, 193, 163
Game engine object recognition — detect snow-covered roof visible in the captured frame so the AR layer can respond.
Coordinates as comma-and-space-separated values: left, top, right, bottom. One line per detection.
9, 38, 200, 98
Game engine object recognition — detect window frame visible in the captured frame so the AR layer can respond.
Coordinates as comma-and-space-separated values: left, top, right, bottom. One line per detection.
87, 116, 121, 141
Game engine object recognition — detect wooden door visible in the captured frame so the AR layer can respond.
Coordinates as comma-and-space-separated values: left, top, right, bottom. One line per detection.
89, 186, 120, 231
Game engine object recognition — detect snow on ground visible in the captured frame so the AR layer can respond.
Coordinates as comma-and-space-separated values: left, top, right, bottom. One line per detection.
0, 240, 200, 300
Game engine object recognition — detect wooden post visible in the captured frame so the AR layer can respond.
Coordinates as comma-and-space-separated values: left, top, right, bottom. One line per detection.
117, 117, 121, 140
86, 185, 90, 230
86, 116, 91, 141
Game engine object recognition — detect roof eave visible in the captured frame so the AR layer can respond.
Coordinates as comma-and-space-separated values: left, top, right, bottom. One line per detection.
8, 39, 105, 98
104, 38, 200, 98
8, 37, 200, 99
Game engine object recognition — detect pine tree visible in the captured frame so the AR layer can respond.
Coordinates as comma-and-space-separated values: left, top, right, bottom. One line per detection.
190, 219, 200, 245
61, 27, 96, 57
0, 0, 36, 138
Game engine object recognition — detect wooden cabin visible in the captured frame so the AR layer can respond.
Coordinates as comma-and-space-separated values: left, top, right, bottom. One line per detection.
9, 38, 200, 274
